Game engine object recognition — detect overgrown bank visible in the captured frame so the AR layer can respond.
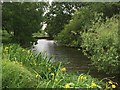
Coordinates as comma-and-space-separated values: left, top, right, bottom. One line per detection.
2, 44, 118, 89
55, 3, 120, 78
2, 2, 120, 89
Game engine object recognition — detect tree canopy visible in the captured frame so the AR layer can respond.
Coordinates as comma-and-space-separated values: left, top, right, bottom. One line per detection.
55, 2, 120, 47
44, 2, 86, 38
2, 2, 45, 46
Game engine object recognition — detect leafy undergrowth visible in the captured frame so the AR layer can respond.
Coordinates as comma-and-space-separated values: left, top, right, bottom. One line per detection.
2, 60, 36, 88
2, 44, 118, 89
81, 15, 120, 74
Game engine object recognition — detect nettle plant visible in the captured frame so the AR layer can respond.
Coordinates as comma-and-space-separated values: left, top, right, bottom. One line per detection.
81, 15, 120, 74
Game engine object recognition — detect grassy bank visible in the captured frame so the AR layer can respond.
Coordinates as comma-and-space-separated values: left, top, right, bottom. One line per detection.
2, 30, 12, 44
2, 44, 118, 89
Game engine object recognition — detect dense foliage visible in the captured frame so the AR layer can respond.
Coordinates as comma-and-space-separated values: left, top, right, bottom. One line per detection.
2, 2, 120, 89
55, 3, 120, 47
55, 2, 120, 75
44, 2, 85, 38
2, 2, 44, 46
2, 44, 111, 89
2, 60, 37, 88
81, 15, 120, 74
55, 7, 98, 47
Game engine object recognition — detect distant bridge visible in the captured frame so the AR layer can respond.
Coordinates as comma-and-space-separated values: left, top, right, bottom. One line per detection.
34, 36, 53, 40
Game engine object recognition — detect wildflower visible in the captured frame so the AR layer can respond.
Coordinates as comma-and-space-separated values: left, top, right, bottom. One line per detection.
112, 84, 116, 88
55, 78, 58, 82
64, 84, 70, 88
50, 73, 54, 76
48, 68, 51, 71
79, 75, 86, 80
36, 73, 40, 78
108, 80, 113, 84
91, 82, 97, 87
60, 67, 66, 72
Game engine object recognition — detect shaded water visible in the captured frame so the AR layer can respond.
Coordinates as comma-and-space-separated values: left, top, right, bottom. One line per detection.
32, 39, 115, 80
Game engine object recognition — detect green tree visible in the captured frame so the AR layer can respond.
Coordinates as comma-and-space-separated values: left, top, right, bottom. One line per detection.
44, 2, 85, 38
55, 2, 120, 47
2, 2, 44, 46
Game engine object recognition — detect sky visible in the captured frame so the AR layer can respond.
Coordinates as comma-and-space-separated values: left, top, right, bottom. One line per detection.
49, 0, 53, 5
1, 0, 120, 2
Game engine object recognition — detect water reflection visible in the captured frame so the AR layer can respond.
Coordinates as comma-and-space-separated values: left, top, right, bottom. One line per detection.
32, 39, 91, 72
32, 39, 119, 84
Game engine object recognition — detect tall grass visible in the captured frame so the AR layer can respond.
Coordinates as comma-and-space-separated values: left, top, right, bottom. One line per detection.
2, 44, 118, 89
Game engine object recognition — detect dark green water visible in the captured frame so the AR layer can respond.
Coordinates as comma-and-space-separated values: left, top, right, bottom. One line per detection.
32, 39, 118, 81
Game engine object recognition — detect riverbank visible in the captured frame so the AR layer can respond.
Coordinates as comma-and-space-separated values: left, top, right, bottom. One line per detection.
30, 39, 120, 88
2, 44, 118, 89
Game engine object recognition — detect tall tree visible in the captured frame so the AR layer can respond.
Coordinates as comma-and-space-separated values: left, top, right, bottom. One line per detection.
44, 2, 85, 38
55, 2, 120, 47
2, 2, 44, 46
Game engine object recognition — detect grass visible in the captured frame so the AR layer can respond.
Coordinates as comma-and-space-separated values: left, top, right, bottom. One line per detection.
1, 30, 13, 44
2, 60, 36, 88
2, 44, 117, 89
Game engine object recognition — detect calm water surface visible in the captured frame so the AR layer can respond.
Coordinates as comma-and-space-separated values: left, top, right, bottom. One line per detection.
32, 39, 114, 79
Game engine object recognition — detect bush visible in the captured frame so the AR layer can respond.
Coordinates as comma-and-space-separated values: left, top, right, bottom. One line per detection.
55, 9, 104, 47
55, 7, 96, 47
2, 60, 37, 88
55, 3, 120, 47
81, 15, 120, 74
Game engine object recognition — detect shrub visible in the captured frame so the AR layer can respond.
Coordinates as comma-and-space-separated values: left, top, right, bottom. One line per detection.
55, 7, 96, 47
81, 15, 120, 74
55, 11, 103, 47
55, 3, 120, 47
2, 60, 37, 88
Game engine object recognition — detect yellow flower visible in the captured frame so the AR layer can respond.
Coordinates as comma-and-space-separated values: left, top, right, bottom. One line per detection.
48, 68, 51, 71
108, 80, 113, 84
55, 78, 58, 82
50, 73, 54, 76
61, 67, 66, 72
112, 84, 116, 88
64, 84, 70, 88
79, 75, 86, 80
36, 73, 39, 78
91, 82, 97, 87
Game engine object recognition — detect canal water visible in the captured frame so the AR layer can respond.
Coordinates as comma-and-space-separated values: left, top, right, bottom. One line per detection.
32, 39, 116, 80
